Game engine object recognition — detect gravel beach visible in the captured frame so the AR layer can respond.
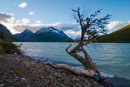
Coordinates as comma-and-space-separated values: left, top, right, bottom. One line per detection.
0, 53, 105, 87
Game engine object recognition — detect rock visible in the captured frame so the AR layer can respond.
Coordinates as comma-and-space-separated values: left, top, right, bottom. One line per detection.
21, 77, 26, 80
0, 84, 5, 87
14, 53, 17, 55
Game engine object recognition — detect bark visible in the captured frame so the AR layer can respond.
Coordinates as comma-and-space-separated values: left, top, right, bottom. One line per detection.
81, 47, 103, 81
44, 62, 96, 77
66, 44, 95, 70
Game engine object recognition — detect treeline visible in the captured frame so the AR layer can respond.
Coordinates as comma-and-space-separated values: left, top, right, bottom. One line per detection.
62, 39, 79, 42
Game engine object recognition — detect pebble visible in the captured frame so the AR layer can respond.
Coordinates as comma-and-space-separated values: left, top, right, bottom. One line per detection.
21, 77, 26, 80
0, 84, 5, 87
0, 53, 105, 87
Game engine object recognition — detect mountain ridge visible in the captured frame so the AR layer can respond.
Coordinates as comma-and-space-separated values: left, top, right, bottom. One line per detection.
14, 27, 71, 42
0, 24, 15, 40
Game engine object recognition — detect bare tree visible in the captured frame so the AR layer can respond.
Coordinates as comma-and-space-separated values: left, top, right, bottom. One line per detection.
66, 7, 111, 82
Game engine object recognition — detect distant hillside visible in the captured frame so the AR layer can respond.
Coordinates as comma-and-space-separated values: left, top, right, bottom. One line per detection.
0, 24, 15, 41
0, 29, 21, 54
98, 25, 130, 43
14, 27, 71, 42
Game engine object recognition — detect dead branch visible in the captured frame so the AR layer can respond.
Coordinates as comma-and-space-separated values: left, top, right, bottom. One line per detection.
44, 62, 96, 77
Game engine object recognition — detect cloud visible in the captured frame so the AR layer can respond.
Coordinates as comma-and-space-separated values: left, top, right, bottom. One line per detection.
0, 12, 15, 24
12, 24, 44, 33
19, 2, 27, 8
0, 12, 16, 33
49, 22, 80, 31
29, 12, 34, 15
16, 20, 21, 23
22, 18, 29, 24
35, 20, 41, 24
128, 21, 130, 24
0, 12, 80, 38
12, 23, 80, 34
64, 30, 81, 39
107, 21, 125, 30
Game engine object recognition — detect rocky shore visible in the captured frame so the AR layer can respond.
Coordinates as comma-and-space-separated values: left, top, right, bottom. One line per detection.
0, 53, 105, 87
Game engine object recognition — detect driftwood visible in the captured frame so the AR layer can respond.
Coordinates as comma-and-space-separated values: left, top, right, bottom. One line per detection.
44, 62, 96, 77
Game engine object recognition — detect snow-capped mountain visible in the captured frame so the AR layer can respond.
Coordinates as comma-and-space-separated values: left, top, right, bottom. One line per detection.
35, 27, 58, 33
14, 27, 70, 42
35, 27, 67, 37
31, 27, 70, 42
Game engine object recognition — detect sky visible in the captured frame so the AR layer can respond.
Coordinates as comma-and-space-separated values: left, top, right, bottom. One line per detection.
0, 0, 130, 39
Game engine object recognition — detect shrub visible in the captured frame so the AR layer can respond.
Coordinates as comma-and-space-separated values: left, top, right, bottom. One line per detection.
0, 31, 21, 54
0, 40, 21, 54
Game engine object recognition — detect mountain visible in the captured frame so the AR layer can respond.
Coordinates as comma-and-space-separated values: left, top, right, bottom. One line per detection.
35, 27, 68, 37
98, 24, 130, 43
14, 29, 34, 41
29, 27, 70, 42
14, 27, 70, 42
0, 23, 15, 40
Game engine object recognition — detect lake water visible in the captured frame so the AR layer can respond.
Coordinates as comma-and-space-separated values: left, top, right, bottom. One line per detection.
15, 42, 130, 86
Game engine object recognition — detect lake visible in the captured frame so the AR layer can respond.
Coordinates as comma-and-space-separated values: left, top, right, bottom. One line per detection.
15, 42, 130, 86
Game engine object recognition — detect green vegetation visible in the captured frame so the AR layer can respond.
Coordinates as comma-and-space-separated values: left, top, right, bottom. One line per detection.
15, 70, 22, 77
8, 70, 13, 75
63, 39, 90, 43
0, 31, 21, 54
62, 39, 79, 42
98, 24, 130, 43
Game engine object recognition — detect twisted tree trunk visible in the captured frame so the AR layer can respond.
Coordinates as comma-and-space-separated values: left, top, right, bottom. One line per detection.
66, 40, 104, 82
66, 7, 110, 82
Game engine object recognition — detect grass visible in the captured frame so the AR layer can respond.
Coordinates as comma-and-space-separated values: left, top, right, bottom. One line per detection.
15, 71, 22, 77
8, 70, 13, 75
0, 31, 21, 54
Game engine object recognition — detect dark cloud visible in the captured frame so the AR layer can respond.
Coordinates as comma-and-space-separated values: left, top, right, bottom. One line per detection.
0, 12, 14, 24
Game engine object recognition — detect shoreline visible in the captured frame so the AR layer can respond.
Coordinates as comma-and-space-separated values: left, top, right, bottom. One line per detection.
25, 53, 130, 87
0, 53, 104, 87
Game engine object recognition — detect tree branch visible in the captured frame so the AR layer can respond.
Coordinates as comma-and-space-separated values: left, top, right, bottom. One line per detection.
83, 35, 98, 46
69, 44, 80, 53
66, 44, 72, 54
